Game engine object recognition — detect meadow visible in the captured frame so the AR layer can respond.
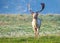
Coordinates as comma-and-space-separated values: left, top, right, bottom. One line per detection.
0, 14, 60, 43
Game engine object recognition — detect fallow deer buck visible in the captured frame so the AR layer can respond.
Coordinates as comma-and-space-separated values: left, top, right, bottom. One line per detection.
28, 3, 45, 37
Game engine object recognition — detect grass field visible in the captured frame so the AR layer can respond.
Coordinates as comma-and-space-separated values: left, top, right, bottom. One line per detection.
0, 14, 60, 43
0, 36, 60, 43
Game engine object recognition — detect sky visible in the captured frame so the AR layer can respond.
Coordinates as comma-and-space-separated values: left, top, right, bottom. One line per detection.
0, 0, 60, 14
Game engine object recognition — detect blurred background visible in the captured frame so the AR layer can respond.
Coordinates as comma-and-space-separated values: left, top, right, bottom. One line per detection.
0, 0, 60, 14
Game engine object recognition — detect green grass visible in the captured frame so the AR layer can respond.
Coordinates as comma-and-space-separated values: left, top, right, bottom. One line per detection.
0, 14, 60, 43
0, 14, 60, 37
0, 36, 60, 43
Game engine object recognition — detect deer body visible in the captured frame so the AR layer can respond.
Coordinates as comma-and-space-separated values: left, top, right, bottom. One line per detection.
32, 13, 41, 37
32, 18, 41, 36
28, 3, 45, 37
32, 18, 41, 29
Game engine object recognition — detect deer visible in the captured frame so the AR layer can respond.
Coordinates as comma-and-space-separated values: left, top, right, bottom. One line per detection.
28, 3, 45, 37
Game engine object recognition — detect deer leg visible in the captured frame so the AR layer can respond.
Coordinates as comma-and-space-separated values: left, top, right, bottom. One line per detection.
34, 28, 39, 37
37, 28, 39, 37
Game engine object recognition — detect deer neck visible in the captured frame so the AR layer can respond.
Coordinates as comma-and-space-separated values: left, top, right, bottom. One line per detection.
32, 17, 38, 23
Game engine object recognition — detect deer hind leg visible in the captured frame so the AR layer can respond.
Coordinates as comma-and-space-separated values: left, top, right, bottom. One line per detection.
34, 28, 39, 37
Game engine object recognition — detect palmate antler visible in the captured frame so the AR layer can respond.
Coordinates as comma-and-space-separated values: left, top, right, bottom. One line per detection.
36, 3, 45, 13
27, 3, 34, 13
27, 3, 45, 13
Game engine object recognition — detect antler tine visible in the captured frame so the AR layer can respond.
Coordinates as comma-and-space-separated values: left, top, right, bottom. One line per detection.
27, 4, 34, 13
36, 3, 45, 13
